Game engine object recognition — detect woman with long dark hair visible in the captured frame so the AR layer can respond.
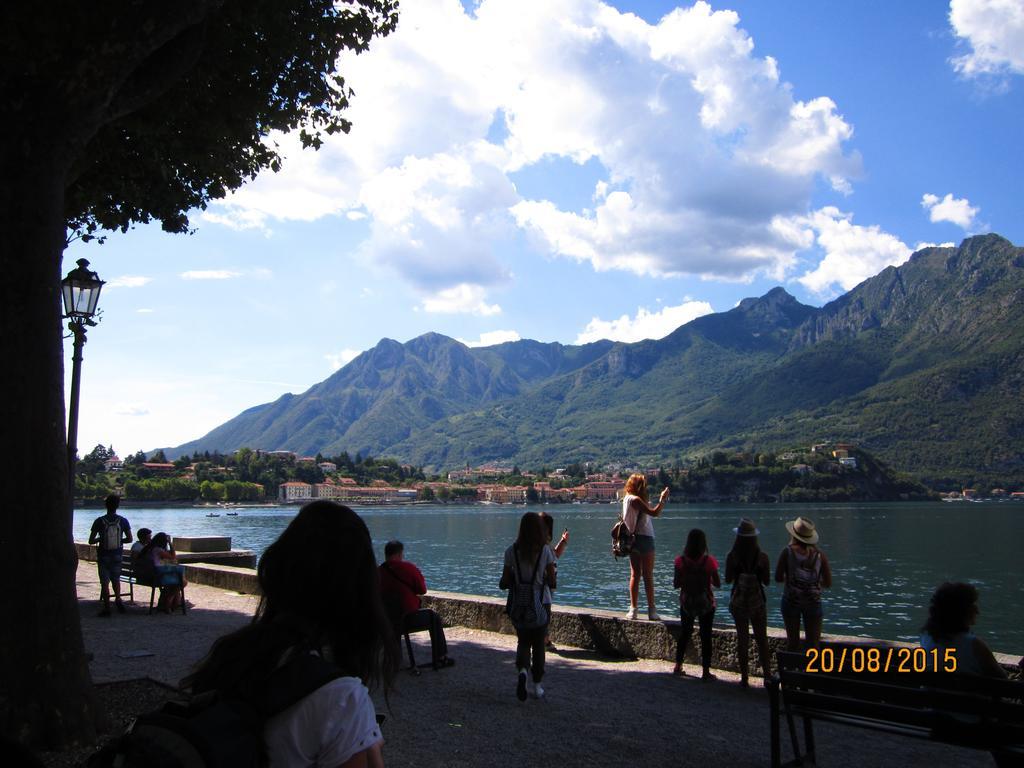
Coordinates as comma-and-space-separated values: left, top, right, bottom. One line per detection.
725, 518, 771, 687
920, 582, 1006, 678
139, 531, 186, 613
621, 473, 670, 620
500, 512, 557, 701
673, 528, 720, 680
184, 501, 397, 766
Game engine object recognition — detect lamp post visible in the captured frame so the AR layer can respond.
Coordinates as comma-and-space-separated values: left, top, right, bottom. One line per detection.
62, 258, 104, 500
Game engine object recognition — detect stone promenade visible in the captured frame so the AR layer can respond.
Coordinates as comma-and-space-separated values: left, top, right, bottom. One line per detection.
76, 562, 990, 767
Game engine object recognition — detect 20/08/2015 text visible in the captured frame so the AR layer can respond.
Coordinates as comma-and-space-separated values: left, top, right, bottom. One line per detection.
805, 646, 956, 674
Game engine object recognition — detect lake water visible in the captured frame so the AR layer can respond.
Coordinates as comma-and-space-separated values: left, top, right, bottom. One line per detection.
75, 501, 1024, 654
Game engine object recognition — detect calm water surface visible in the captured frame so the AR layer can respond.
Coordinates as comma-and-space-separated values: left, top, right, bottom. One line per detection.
75, 501, 1024, 653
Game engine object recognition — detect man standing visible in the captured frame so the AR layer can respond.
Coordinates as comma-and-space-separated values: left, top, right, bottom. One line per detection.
88, 494, 132, 616
379, 540, 453, 669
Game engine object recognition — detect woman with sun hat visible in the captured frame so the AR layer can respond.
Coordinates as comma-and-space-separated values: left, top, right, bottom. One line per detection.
775, 516, 832, 651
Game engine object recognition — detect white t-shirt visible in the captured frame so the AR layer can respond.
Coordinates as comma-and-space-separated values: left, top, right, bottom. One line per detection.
263, 676, 382, 767
621, 494, 654, 537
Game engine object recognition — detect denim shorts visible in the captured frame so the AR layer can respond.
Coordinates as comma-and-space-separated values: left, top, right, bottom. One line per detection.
632, 535, 655, 555
780, 594, 823, 622
96, 550, 123, 584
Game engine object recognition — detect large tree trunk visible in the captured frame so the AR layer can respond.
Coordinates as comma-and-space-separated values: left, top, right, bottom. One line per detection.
0, 134, 103, 748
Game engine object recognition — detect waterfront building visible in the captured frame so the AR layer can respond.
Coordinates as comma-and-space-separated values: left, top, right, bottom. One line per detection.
279, 481, 313, 502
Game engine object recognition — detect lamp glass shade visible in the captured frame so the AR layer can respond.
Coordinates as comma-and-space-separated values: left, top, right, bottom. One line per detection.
61, 259, 104, 319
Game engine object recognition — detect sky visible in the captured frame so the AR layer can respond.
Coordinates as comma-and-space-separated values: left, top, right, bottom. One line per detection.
64, 0, 1024, 458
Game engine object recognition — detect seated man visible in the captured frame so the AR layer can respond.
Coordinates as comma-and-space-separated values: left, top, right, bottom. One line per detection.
130, 528, 152, 563
379, 540, 453, 669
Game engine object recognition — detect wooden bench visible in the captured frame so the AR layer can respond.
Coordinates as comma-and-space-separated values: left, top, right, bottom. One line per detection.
769, 646, 1024, 767
119, 556, 187, 615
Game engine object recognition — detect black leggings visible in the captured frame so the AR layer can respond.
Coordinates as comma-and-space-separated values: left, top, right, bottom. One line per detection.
677, 608, 715, 671
515, 624, 548, 682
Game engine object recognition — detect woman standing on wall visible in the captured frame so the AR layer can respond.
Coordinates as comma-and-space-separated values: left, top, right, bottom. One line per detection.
725, 518, 771, 687
500, 512, 558, 701
621, 473, 670, 620
775, 516, 832, 651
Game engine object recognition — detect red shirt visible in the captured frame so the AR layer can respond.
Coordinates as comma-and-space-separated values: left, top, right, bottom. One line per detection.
379, 559, 427, 616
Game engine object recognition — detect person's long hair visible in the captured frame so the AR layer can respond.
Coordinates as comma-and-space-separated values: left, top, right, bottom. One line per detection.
730, 535, 761, 573
538, 511, 554, 543
183, 501, 397, 697
624, 473, 648, 502
515, 511, 546, 562
922, 582, 978, 643
138, 531, 171, 562
683, 528, 708, 560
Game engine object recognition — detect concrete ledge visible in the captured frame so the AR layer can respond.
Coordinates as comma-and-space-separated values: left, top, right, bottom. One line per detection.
74, 541, 256, 568
72, 543, 1020, 674
174, 536, 231, 553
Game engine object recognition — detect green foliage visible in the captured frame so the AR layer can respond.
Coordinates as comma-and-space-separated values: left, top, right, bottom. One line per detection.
60, 1, 399, 241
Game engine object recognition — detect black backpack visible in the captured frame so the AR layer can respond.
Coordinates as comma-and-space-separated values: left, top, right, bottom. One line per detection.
86, 651, 343, 768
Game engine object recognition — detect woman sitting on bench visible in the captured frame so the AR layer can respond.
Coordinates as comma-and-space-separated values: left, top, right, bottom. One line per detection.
920, 581, 1006, 678
140, 532, 187, 614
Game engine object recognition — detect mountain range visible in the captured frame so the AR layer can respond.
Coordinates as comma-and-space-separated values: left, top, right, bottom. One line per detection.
163, 234, 1024, 488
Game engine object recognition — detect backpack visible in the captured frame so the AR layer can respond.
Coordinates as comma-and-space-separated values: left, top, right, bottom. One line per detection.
677, 556, 712, 616
785, 547, 822, 608
611, 502, 644, 559
506, 545, 548, 630
729, 570, 765, 616
100, 517, 123, 551
86, 651, 343, 768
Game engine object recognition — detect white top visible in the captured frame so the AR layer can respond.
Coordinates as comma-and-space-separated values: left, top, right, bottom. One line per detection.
264, 676, 382, 767
621, 494, 654, 537
504, 543, 557, 605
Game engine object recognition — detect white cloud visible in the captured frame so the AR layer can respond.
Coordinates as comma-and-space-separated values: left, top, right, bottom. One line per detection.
792, 207, 913, 296
180, 270, 241, 281
203, 0, 860, 291
913, 241, 956, 250
921, 192, 980, 229
107, 275, 152, 289
114, 404, 150, 417
574, 299, 714, 344
419, 283, 501, 315
136, 308, 154, 314
949, 0, 1024, 79
457, 330, 522, 347
326, 349, 362, 371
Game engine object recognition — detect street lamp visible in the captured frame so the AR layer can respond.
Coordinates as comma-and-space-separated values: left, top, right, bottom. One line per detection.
62, 258, 104, 499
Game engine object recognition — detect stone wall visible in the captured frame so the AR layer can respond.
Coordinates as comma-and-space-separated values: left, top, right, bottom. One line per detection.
74, 544, 1020, 673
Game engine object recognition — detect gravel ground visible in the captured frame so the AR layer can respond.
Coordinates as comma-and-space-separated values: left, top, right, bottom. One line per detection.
36, 563, 995, 767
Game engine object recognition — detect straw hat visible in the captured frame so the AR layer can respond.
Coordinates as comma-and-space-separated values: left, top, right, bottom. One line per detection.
785, 516, 819, 544
733, 518, 759, 537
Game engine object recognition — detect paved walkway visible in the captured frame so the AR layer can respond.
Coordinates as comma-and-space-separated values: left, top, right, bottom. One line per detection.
77, 562, 990, 767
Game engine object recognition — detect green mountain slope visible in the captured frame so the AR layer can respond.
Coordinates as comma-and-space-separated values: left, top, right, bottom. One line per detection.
164, 235, 1024, 487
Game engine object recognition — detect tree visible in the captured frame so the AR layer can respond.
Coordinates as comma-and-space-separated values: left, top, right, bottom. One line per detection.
1, 1, 398, 749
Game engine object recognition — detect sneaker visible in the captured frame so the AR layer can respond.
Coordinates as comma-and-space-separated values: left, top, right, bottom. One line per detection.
115, 599, 126, 614
516, 669, 528, 702
702, 670, 717, 682
532, 683, 545, 699
625, 606, 638, 620
648, 611, 661, 621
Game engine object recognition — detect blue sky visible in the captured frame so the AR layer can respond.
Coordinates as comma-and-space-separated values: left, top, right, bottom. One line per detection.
65, 0, 1024, 458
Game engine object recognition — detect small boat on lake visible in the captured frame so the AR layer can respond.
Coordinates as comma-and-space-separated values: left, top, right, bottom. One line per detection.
205, 512, 220, 517
225, 512, 239, 516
